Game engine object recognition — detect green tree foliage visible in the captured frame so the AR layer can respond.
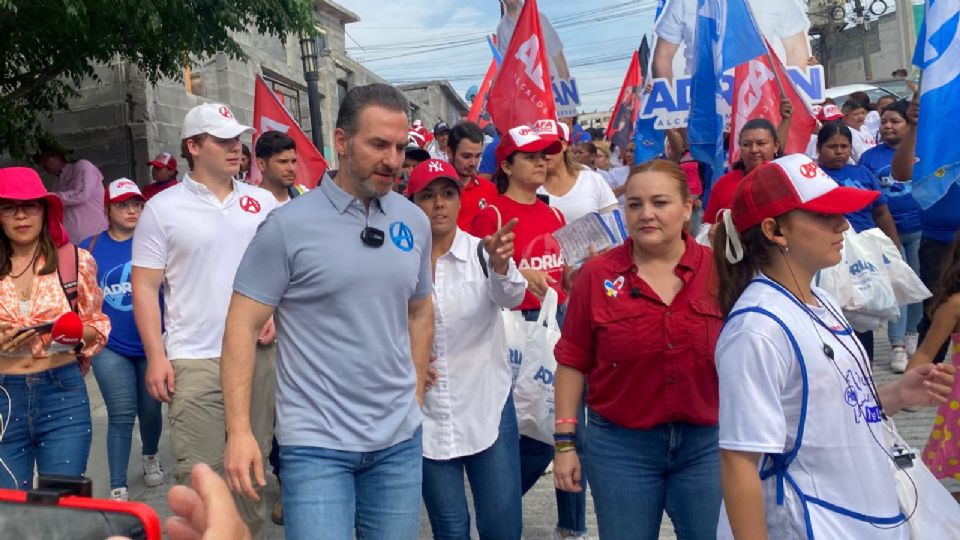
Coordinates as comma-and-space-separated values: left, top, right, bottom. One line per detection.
0, 0, 315, 158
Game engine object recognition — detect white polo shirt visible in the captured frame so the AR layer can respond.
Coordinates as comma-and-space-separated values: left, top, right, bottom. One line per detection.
132, 173, 277, 360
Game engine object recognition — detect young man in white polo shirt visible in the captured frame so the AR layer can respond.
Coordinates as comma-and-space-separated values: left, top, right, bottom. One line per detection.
131, 103, 278, 535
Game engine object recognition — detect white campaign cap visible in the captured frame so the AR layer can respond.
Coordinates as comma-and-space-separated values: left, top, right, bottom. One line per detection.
106, 178, 145, 204
181, 103, 253, 140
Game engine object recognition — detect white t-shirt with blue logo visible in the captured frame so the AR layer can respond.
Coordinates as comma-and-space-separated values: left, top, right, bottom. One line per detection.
716, 277, 907, 539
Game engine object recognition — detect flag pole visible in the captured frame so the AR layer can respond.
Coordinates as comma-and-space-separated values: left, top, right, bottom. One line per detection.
764, 42, 787, 100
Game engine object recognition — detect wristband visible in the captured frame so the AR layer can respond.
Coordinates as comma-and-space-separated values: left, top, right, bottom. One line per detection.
554, 418, 578, 426
554, 442, 577, 453
553, 433, 576, 442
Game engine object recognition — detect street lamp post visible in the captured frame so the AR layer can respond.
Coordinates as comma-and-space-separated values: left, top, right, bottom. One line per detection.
299, 34, 324, 152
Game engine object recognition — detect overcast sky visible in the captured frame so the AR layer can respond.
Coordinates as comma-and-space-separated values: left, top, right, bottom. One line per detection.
345, 0, 660, 114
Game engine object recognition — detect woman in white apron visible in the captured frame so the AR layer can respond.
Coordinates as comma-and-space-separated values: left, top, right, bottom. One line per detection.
711, 154, 955, 539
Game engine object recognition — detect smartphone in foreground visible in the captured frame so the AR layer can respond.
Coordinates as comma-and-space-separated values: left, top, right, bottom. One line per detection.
0, 475, 161, 540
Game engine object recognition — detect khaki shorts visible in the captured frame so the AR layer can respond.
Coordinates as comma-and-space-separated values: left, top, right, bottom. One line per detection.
169, 343, 277, 534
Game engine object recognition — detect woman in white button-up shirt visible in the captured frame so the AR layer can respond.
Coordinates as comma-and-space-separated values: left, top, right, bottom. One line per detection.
407, 158, 527, 539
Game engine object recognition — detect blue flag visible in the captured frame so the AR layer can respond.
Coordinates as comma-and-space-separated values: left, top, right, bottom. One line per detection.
911, 0, 960, 209
687, 0, 766, 184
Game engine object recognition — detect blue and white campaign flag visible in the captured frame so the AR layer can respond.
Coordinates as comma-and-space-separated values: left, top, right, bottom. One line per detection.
634, 34, 664, 165
687, 0, 766, 181
911, 0, 960, 209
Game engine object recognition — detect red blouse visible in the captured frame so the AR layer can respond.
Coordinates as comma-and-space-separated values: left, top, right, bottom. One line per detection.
554, 234, 721, 429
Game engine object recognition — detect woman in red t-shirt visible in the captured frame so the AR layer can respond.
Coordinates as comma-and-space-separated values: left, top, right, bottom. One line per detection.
470, 124, 566, 313
703, 118, 782, 227
553, 160, 723, 538
471, 124, 595, 539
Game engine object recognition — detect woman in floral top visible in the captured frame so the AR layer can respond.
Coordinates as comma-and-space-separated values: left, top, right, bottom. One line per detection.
0, 167, 109, 490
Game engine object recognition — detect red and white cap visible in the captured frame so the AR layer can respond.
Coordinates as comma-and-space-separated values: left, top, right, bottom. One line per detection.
105, 178, 145, 206
817, 104, 843, 122
148, 152, 177, 171
405, 159, 461, 196
408, 130, 427, 148
729, 154, 878, 234
181, 103, 253, 140
495, 124, 563, 171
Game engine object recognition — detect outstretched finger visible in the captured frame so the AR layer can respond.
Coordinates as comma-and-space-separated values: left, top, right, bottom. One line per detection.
496, 218, 519, 238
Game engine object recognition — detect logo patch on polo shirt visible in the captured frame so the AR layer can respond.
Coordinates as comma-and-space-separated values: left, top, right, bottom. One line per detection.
604, 276, 625, 298
239, 195, 261, 214
389, 221, 415, 252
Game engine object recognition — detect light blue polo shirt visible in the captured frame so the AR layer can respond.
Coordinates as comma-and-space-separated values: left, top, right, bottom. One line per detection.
233, 176, 432, 452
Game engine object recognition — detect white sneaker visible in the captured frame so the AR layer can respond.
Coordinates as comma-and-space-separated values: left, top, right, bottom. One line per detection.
143, 454, 164, 487
110, 487, 129, 501
891, 345, 908, 374
554, 529, 590, 540
905, 332, 919, 356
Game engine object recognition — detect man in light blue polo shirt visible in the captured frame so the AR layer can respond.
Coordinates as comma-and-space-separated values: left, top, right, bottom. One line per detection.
220, 83, 435, 539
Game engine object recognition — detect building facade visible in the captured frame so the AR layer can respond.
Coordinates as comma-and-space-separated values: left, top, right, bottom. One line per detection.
398, 81, 469, 132
34, 0, 450, 184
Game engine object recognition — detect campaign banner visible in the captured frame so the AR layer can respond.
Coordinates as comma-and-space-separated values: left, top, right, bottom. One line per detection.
498, 0, 579, 118
643, 0, 824, 130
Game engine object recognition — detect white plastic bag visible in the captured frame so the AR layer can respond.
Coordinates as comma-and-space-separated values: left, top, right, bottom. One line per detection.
859, 228, 932, 307
512, 288, 561, 445
818, 227, 899, 331
885, 421, 960, 539
502, 309, 526, 385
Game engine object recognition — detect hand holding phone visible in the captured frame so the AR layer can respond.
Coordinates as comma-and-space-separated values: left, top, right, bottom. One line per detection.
14, 321, 54, 338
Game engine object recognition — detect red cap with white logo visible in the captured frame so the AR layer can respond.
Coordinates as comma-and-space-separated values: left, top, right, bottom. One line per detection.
406, 159, 461, 196
148, 152, 177, 171
729, 154, 879, 234
105, 178, 146, 206
817, 104, 844, 122
495, 124, 563, 172
181, 103, 253, 140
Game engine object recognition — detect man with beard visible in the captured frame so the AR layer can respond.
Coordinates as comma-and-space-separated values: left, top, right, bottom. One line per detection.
255, 131, 307, 204
220, 83, 434, 540
446, 121, 498, 230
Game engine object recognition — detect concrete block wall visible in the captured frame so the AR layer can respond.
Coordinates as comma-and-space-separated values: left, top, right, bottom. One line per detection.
829, 14, 907, 85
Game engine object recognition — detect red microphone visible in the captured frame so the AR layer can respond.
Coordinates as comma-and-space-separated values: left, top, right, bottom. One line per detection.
52, 312, 84, 346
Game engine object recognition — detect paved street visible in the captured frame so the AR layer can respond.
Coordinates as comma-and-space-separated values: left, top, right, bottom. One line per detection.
83, 334, 943, 539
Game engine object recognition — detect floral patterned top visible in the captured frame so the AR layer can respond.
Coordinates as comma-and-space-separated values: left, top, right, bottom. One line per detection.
0, 248, 109, 359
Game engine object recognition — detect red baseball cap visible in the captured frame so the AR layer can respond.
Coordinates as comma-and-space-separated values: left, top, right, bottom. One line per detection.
148, 152, 177, 171
817, 104, 844, 122
495, 124, 563, 172
406, 159, 461, 196
730, 154, 879, 233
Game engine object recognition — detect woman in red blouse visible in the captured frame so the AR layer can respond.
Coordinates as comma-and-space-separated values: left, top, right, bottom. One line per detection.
553, 160, 722, 539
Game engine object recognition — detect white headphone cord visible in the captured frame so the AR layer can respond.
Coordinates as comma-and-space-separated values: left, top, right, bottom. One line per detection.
0, 384, 18, 488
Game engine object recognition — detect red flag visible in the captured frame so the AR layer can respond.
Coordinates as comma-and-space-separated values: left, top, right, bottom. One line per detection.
251, 75, 328, 189
486, 0, 555, 131
729, 46, 816, 165
468, 57, 498, 124
605, 51, 642, 141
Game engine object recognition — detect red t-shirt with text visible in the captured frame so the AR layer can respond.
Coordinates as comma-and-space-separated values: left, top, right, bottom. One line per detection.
470, 195, 566, 311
